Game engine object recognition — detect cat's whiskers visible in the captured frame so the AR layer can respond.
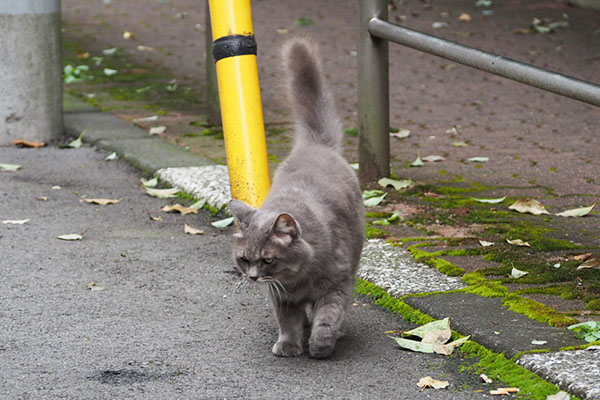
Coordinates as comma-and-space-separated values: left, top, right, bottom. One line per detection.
234, 278, 248, 293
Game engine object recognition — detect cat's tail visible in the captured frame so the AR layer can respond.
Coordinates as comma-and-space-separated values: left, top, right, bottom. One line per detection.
282, 38, 342, 152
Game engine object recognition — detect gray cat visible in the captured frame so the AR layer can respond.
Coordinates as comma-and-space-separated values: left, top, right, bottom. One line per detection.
229, 38, 365, 358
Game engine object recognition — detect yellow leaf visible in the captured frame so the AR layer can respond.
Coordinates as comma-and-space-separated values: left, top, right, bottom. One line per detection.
417, 376, 449, 391
458, 13, 472, 22
506, 239, 531, 247
184, 223, 204, 235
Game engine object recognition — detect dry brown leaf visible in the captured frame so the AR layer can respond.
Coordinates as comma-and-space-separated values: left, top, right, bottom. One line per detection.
577, 258, 600, 270
458, 13, 472, 22
184, 223, 204, 235
570, 253, 592, 261
417, 376, 449, 391
148, 213, 163, 222
13, 139, 46, 148
491, 388, 519, 395
161, 204, 198, 215
82, 198, 122, 206
508, 199, 549, 215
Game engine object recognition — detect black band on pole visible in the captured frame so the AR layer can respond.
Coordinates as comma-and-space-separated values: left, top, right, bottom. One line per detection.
212, 34, 257, 62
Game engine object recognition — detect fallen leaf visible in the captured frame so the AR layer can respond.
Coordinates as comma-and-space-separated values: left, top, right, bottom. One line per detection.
122, 31, 134, 39
506, 239, 531, 247
81, 198, 122, 206
390, 129, 411, 139
555, 203, 596, 217
161, 204, 198, 215
145, 187, 180, 198
57, 233, 83, 241
87, 282, 106, 291
103, 68, 118, 76
104, 152, 118, 161
211, 217, 234, 228
480, 374, 493, 384
458, 12, 472, 22
546, 392, 570, 400
479, 240, 494, 247
184, 223, 204, 235
51, 185, 61, 190
364, 193, 387, 207
148, 214, 163, 222
491, 388, 519, 395
132, 115, 158, 123
511, 267, 529, 279
432, 21, 448, 29
508, 198, 550, 215
417, 376, 449, 391
2, 219, 31, 225
468, 156, 489, 163
378, 177, 414, 190
422, 155, 445, 163
531, 340, 547, 345
141, 177, 158, 188
190, 198, 207, 209
13, 139, 46, 148
473, 196, 506, 204
577, 258, 600, 270
64, 131, 86, 149
0, 163, 22, 171
452, 141, 468, 147
36, 196, 48, 201
137, 45, 154, 52
103, 47, 118, 55
149, 126, 167, 135
411, 155, 425, 167
446, 126, 459, 135
570, 253, 592, 261
387, 318, 470, 356
349, 162, 359, 170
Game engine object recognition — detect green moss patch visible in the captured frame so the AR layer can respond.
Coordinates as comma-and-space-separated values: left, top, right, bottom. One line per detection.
502, 294, 578, 327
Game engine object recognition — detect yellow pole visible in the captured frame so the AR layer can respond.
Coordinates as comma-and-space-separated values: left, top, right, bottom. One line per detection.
208, 0, 270, 208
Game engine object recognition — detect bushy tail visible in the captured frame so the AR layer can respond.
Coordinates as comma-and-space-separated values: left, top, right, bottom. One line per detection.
282, 38, 342, 152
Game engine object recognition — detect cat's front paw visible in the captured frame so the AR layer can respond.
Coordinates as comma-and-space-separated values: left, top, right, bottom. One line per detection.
309, 325, 337, 359
272, 340, 303, 357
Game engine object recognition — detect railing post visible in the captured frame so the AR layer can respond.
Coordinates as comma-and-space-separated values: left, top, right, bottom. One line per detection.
207, 0, 270, 207
204, 0, 221, 126
357, 0, 390, 184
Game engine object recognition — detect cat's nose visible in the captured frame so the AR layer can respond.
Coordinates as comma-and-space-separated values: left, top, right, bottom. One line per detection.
249, 274, 258, 281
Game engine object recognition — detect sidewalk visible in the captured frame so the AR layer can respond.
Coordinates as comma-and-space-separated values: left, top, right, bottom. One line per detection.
61, 94, 598, 399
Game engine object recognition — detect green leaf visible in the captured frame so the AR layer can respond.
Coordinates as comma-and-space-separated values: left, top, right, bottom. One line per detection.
141, 177, 158, 188
103, 68, 118, 76
104, 152, 118, 161
349, 163, 359, 170
211, 217, 234, 228
511, 267, 529, 279
65, 130, 86, 149
364, 193, 387, 207
190, 198, 207, 209
362, 189, 385, 200
145, 187, 180, 198
410, 155, 425, 167
378, 177, 414, 190
343, 127, 358, 136
0, 163, 22, 171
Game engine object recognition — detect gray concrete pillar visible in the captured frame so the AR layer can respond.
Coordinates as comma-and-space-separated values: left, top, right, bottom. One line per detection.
0, 0, 62, 145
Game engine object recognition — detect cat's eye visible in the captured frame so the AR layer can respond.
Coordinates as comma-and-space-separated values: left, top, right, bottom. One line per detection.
263, 258, 274, 265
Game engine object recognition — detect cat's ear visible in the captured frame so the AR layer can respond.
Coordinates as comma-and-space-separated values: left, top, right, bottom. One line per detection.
229, 199, 256, 229
271, 213, 301, 246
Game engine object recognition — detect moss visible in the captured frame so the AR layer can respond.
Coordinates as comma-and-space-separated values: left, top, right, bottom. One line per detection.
585, 299, 600, 311
462, 272, 508, 297
502, 294, 578, 327
459, 341, 570, 400
365, 212, 392, 219
366, 225, 388, 239
407, 244, 465, 276
355, 279, 570, 400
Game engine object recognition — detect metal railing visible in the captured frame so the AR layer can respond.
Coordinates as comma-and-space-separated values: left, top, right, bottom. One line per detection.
357, 0, 600, 183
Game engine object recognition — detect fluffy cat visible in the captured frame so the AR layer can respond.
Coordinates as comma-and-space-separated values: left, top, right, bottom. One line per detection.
229, 38, 365, 358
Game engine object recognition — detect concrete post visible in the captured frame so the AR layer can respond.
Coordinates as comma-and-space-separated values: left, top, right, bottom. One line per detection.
0, 0, 62, 145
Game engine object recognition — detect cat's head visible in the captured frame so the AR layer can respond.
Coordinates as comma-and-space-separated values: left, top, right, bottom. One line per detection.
229, 199, 313, 285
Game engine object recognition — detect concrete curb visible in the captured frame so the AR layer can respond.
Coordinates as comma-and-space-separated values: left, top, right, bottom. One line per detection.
62, 94, 597, 400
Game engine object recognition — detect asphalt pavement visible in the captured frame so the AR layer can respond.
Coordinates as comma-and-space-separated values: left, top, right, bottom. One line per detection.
1, 141, 495, 399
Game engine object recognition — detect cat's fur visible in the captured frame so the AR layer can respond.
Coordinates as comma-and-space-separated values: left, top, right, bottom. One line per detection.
229, 38, 365, 359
